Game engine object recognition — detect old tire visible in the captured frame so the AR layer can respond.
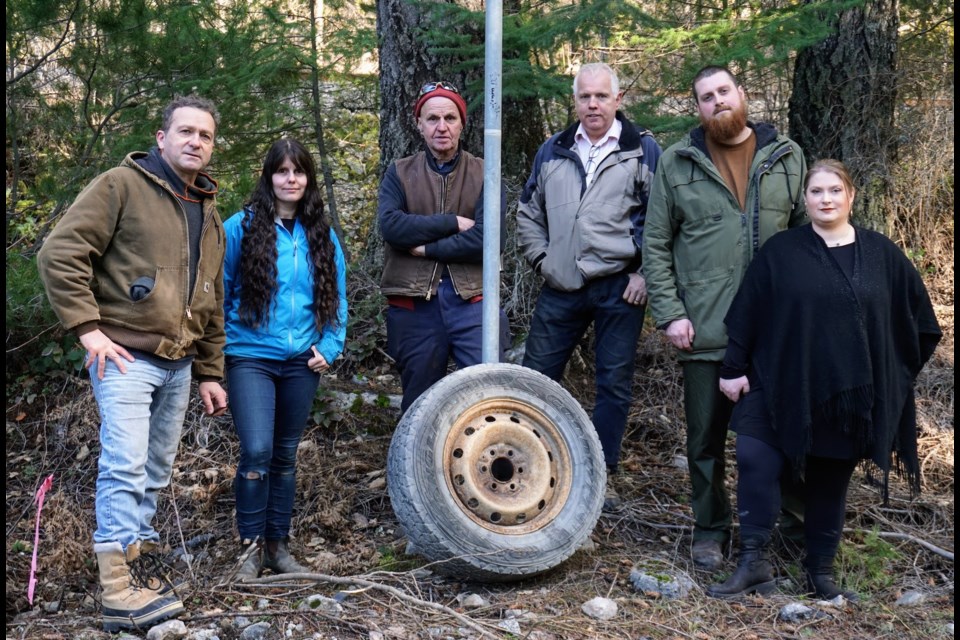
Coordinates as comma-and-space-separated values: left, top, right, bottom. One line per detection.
387, 363, 605, 581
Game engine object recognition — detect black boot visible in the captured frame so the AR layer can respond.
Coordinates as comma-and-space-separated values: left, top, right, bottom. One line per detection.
804, 554, 858, 601
706, 536, 776, 599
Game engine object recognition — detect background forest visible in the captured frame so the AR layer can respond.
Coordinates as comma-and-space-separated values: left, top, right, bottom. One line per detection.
5, 1, 955, 639
6, 0, 954, 368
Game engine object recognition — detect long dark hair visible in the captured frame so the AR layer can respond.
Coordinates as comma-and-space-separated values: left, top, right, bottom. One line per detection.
237, 139, 340, 331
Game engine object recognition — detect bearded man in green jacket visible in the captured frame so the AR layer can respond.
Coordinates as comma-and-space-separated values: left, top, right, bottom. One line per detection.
642, 66, 807, 571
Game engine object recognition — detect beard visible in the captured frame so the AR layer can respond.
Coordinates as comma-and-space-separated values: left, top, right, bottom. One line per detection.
701, 102, 748, 142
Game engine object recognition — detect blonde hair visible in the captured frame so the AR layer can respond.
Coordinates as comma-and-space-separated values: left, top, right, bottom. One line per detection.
574, 63, 620, 95
805, 159, 856, 196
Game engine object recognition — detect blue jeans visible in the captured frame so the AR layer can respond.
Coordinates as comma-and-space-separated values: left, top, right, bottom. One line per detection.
386, 278, 509, 412
226, 351, 319, 540
523, 272, 645, 469
89, 358, 192, 549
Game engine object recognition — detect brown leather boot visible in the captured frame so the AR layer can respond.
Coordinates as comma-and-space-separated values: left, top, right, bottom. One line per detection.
95, 542, 184, 632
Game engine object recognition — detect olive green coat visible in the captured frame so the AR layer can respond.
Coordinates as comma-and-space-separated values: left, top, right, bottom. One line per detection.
642, 123, 807, 362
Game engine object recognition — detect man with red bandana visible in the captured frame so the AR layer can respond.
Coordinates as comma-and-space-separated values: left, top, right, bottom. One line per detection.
643, 65, 807, 571
377, 81, 508, 412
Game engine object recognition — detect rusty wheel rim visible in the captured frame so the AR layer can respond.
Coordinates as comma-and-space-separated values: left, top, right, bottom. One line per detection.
443, 398, 573, 534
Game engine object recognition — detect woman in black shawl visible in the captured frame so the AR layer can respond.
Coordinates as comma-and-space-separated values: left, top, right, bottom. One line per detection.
706, 160, 941, 600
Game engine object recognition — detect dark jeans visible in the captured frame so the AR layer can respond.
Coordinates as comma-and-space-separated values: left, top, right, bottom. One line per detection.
523, 273, 645, 469
736, 435, 857, 559
226, 351, 320, 541
386, 278, 509, 412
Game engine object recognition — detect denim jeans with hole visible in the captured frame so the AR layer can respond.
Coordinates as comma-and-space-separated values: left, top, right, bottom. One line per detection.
89, 358, 192, 549
226, 351, 319, 540
522, 272, 645, 469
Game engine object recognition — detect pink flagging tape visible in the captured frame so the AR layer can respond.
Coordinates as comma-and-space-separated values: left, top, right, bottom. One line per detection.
28, 474, 55, 605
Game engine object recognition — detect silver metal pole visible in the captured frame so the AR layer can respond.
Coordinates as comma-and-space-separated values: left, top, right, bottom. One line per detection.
482, 0, 503, 363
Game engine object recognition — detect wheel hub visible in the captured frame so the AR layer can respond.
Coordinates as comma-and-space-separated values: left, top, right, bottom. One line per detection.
443, 399, 572, 534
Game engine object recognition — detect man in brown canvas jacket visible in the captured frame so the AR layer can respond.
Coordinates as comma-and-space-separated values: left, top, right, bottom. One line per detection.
38, 95, 228, 632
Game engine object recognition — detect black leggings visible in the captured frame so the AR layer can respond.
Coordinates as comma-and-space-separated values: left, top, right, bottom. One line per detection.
736, 434, 858, 558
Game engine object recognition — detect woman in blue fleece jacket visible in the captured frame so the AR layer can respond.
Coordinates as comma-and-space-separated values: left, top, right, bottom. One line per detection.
223, 139, 347, 579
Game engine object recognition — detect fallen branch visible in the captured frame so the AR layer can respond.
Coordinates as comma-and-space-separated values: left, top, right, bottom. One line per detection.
244, 572, 499, 639
845, 528, 954, 561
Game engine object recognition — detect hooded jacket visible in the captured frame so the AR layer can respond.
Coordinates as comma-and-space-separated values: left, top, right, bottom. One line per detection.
517, 112, 662, 292
642, 123, 807, 362
37, 152, 225, 379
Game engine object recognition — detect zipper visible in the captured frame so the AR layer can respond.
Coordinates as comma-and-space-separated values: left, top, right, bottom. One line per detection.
167, 195, 193, 322
425, 170, 450, 300
749, 144, 794, 254
425, 263, 439, 301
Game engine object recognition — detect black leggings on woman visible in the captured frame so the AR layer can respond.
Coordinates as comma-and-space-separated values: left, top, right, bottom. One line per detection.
736, 434, 858, 558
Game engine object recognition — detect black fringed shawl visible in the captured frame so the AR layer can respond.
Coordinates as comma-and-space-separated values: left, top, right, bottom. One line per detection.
724, 224, 942, 496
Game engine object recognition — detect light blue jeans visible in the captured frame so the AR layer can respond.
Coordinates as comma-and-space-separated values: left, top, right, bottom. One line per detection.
88, 358, 192, 549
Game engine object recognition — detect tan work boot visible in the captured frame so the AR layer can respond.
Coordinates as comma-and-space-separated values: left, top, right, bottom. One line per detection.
129, 540, 186, 595
95, 542, 184, 632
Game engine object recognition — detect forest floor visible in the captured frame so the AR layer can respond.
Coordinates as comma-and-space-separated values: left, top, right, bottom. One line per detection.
5, 319, 954, 640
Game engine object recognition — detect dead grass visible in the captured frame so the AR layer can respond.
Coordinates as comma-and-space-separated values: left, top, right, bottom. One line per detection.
4, 318, 954, 638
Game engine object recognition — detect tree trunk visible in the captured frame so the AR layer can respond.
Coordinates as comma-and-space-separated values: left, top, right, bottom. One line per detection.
308, 0, 349, 261
377, 0, 442, 176
501, 0, 547, 181
789, 0, 900, 232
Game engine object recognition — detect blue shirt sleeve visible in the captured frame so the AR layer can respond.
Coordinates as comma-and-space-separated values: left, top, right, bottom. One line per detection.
377, 163, 460, 249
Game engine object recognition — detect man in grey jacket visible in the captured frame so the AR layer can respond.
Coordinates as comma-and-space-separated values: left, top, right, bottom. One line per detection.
518, 63, 662, 511
642, 65, 807, 571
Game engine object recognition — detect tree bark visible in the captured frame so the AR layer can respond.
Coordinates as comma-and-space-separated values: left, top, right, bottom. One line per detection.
377, 0, 443, 176
500, 0, 547, 181
789, 0, 900, 232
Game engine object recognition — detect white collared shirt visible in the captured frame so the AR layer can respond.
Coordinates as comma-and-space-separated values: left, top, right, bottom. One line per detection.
575, 119, 622, 186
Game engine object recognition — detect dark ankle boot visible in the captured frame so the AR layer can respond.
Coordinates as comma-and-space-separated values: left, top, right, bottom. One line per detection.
804, 554, 858, 601
706, 536, 776, 599
262, 539, 309, 574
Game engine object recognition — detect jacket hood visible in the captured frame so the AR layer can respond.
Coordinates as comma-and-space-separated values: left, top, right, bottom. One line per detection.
130, 148, 218, 197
